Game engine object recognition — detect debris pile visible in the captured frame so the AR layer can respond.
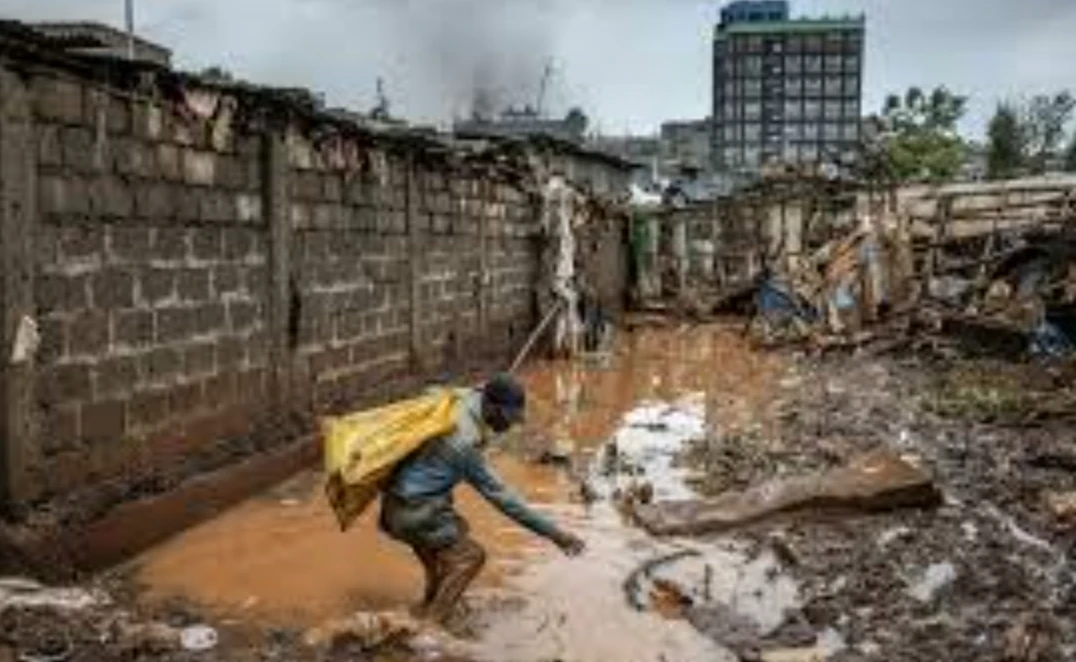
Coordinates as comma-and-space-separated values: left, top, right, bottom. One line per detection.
734, 179, 1076, 359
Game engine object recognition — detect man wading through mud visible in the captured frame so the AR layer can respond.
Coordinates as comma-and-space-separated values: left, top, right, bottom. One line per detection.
380, 374, 586, 622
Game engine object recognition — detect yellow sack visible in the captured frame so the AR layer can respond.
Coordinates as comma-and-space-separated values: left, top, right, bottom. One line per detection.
322, 390, 459, 531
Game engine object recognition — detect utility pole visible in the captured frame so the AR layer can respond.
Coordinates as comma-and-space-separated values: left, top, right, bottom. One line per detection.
124, 0, 135, 60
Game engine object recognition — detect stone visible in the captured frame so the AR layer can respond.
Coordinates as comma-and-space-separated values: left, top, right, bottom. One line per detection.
1043, 491, 1076, 522
633, 448, 941, 536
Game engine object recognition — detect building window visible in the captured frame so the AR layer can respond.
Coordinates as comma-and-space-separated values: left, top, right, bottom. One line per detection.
804, 77, 823, 96
804, 35, 824, 52
784, 77, 801, 96
744, 56, 762, 75
844, 55, 860, 70
745, 103, 762, 120
803, 123, 820, 139
724, 147, 741, 166
725, 125, 740, 141
787, 35, 804, 52
744, 123, 761, 141
784, 100, 802, 119
801, 144, 819, 161
824, 100, 842, 117
824, 32, 845, 52
825, 76, 842, 95
785, 55, 802, 73
784, 123, 803, 140
843, 100, 859, 117
747, 36, 764, 53
744, 79, 762, 98
724, 81, 736, 99
744, 147, 761, 167
824, 123, 841, 140
841, 123, 860, 140
804, 56, 822, 74
825, 55, 843, 73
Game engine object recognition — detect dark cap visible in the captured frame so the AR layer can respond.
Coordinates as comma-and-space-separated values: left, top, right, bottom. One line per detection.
483, 373, 526, 411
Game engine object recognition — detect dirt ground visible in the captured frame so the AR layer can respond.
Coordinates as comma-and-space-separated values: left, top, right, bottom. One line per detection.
2, 321, 1074, 662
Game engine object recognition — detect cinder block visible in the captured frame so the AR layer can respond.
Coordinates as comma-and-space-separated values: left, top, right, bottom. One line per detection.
145, 346, 184, 384
156, 307, 194, 343
183, 150, 217, 186
40, 404, 80, 456
128, 388, 171, 432
40, 176, 90, 217
152, 228, 189, 263
192, 302, 226, 336
157, 144, 181, 181
32, 75, 84, 124
184, 341, 217, 376
227, 300, 259, 333
212, 265, 241, 297
37, 316, 68, 365
177, 268, 211, 302
135, 182, 177, 220
140, 267, 176, 305
38, 362, 94, 404
95, 355, 140, 399
92, 268, 136, 309
61, 126, 96, 172
69, 310, 111, 356
37, 274, 89, 315
90, 177, 135, 219
81, 399, 128, 445
107, 226, 151, 263
113, 309, 154, 349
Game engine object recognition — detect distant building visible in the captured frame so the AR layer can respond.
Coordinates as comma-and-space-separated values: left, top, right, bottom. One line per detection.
660, 119, 712, 172
454, 107, 589, 145
712, 1, 865, 173
31, 21, 172, 68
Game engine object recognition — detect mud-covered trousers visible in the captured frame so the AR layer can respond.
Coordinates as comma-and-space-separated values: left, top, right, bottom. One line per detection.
379, 492, 487, 623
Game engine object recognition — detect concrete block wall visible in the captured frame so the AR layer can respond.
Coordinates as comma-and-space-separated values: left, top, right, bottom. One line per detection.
0, 58, 631, 518
28, 73, 272, 503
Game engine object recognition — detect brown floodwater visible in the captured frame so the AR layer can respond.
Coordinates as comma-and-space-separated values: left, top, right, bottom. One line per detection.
130, 323, 795, 661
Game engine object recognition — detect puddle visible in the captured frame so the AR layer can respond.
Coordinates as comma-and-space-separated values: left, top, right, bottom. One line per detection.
129, 324, 804, 661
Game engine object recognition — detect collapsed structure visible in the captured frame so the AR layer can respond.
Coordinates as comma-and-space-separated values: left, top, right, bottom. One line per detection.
636, 169, 1076, 356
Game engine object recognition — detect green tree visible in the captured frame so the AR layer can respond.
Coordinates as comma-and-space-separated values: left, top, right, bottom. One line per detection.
986, 103, 1024, 179
878, 86, 968, 183
1021, 92, 1075, 173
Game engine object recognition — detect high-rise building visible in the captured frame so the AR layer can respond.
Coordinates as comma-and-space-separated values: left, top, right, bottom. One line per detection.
712, 1, 865, 173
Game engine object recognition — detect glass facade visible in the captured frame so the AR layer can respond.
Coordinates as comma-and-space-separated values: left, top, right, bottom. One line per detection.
712, 5, 865, 170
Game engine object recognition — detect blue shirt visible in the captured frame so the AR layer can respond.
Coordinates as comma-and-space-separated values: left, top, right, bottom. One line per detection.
384, 389, 562, 542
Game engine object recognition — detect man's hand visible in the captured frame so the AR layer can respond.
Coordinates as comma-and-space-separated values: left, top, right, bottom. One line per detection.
554, 531, 586, 557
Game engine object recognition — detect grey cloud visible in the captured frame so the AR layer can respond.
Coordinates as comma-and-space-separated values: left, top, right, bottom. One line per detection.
2, 0, 1076, 136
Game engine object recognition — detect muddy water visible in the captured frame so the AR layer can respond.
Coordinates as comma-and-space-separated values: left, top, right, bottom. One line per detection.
131, 324, 794, 661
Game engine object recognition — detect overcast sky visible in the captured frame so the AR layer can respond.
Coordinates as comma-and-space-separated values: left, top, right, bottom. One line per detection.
4, 0, 1076, 137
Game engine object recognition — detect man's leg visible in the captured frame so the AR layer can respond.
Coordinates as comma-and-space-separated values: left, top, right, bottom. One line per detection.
424, 537, 487, 624
412, 545, 441, 611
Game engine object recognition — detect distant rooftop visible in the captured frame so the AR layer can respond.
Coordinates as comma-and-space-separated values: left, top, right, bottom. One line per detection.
30, 21, 171, 68
716, 1, 864, 36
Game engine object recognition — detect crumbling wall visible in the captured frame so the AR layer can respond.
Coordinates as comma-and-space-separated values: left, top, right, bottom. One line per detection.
29, 73, 272, 505
0, 55, 626, 521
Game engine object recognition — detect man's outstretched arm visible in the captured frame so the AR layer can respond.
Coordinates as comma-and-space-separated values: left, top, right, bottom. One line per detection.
455, 444, 584, 554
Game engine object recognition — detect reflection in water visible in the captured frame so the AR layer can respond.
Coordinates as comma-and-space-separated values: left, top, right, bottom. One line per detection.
131, 324, 794, 661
